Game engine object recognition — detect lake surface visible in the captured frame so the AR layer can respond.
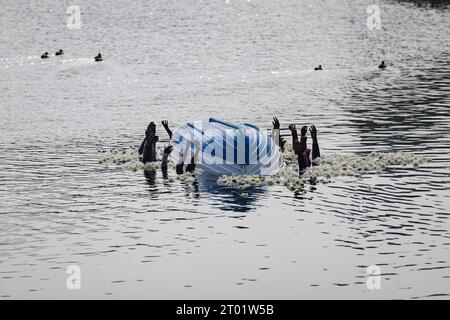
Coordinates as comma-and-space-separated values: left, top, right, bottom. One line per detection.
0, 0, 449, 299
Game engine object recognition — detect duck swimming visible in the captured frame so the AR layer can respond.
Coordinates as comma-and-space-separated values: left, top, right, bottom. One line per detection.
314, 65, 322, 71
94, 53, 102, 62
55, 49, 64, 56
378, 60, 386, 69
41, 52, 49, 59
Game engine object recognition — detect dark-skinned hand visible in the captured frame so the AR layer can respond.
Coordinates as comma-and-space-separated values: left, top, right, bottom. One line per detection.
301, 126, 308, 137
272, 117, 280, 130
163, 145, 173, 154
288, 124, 296, 132
309, 125, 318, 140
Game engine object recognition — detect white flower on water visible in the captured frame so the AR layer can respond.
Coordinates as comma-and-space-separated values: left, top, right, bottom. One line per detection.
214, 152, 430, 193
99, 146, 430, 194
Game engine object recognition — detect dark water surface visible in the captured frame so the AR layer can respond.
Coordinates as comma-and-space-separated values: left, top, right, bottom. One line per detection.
1, 0, 449, 298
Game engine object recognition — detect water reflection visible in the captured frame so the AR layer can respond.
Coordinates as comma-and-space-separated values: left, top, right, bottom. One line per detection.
198, 174, 268, 212
143, 169, 158, 200
143, 168, 266, 212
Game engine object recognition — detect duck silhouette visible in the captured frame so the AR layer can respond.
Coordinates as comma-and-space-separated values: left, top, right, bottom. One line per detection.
378, 60, 386, 69
94, 53, 103, 62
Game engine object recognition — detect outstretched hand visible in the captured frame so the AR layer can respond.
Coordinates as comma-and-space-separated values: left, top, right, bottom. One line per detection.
309, 125, 318, 140
163, 145, 173, 154
161, 120, 173, 139
288, 124, 296, 132
301, 126, 308, 137
272, 117, 280, 130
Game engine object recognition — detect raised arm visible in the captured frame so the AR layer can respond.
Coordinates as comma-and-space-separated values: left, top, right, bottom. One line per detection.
298, 136, 309, 174
289, 124, 300, 154
161, 145, 173, 168
138, 137, 146, 155
309, 125, 320, 163
162, 120, 173, 140
138, 128, 149, 155
142, 134, 158, 163
271, 117, 282, 149
161, 145, 173, 178
297, 126, 309, 174
300, 126, 308, 152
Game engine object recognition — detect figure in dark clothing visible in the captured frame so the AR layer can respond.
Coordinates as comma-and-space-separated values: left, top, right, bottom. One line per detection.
139, 122, 158, 163
139, 120, 173, 164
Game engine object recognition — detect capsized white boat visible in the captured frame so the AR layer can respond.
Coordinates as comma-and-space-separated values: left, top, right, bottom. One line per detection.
170, 118, 282, 176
